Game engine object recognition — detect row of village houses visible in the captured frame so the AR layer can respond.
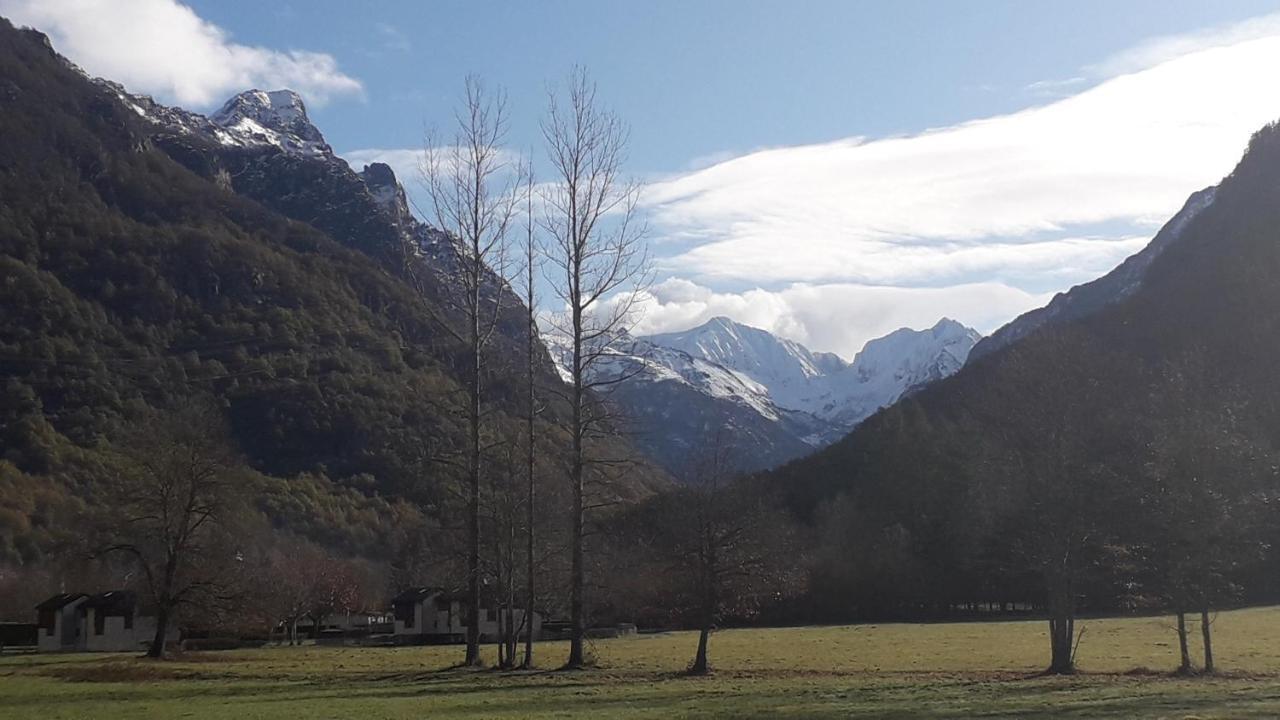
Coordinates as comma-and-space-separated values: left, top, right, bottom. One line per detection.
33, 587, 543, 653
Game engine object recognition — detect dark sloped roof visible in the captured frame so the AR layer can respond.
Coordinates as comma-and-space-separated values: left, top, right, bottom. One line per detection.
35, 593, 87, 611
391, 587, 443, 605
82, 590, 137, 616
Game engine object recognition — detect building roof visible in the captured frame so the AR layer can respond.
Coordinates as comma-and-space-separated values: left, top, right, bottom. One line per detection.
35, 593, 87, 611
391, 587, 444, 605
82, 590, 137, 616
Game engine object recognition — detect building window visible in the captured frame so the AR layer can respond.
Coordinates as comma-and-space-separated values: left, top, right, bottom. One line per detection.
124, 613, 133, 630
94, 612, 105, 636
393, 602, 414, 629
39, 610, 55, 636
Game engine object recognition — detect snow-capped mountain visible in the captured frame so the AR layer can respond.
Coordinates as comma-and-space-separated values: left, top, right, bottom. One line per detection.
93, 82, 544, 380
208, 89, 332, 157
549, 317, 981, 474
650, 317, 980, 433
543, 330, 828, 476
101, 84, 473, 269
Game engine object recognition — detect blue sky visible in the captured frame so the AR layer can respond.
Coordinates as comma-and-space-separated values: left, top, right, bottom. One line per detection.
184, 0, 1279, 173
8, 0, 1280, 356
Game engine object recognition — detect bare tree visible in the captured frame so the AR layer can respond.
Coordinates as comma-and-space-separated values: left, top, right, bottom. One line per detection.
1141, 366, 1270, 675
96, 404, 244, 658
521, 169, 541, 669
981, 331, 1132, 675
635, 435, 802, 674
540, 66, 650, 668
420, 75, 524, 666
484, 435, 525, 669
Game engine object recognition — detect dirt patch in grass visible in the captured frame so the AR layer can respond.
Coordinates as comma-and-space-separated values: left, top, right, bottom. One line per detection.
40, 661, 208, 683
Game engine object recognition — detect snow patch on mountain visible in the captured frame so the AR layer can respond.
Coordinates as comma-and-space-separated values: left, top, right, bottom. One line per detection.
646, 316, 980, 433
207, 89, 332, 157
547, 316, 981, 458
544, 331, 783, 422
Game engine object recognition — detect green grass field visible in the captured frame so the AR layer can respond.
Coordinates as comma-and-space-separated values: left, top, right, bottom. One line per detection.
5, 607, 1280, 718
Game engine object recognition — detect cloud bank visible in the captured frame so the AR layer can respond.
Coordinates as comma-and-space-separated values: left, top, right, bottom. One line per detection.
631, 22, 1280, 356
621, 278, 1051, 360
0, 0, 363, 107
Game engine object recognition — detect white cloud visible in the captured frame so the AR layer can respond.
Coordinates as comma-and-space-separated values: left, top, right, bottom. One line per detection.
1, 0, 363, 107
1088, 11, 1280, 77
620, 278, 1050, 360
645, 31, 1280, 290
373, 22, 411, 53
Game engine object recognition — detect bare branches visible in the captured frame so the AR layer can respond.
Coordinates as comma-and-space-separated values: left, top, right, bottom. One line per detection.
95, 403, 245, 658
418, 75, 531, 668
540, 67, 652, 377
539, 66, 650, 669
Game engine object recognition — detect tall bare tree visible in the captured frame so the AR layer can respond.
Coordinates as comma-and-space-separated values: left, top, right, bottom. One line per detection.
520, 170, 541, 668
96, 404, 243, 658
540, 67, 650, 668
421, 75, 523, 666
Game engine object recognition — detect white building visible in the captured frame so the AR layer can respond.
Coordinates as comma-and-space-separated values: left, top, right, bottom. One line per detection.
391, 587, 541, 644
35, 593, 87, 652
78, 591, 178, 653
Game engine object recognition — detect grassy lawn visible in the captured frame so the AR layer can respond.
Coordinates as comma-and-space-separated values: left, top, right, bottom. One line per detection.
5, 607, 1280, 718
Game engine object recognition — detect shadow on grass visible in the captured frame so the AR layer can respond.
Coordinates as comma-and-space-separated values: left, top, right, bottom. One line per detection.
10, 656, 1280, 720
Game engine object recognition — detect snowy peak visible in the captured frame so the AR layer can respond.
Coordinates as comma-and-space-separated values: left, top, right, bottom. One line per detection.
547, 317, 980, 470
647, 316, 846, 389
359, 161, 413, 218
208, 89, 331, 157
852, 318, 981, 387
646, 317, 980, 433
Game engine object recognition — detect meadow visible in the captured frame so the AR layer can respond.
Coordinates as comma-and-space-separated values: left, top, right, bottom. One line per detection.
5, 607, 1280, 719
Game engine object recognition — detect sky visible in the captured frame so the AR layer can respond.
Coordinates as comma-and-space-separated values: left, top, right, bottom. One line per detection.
6, 0, 1280, 358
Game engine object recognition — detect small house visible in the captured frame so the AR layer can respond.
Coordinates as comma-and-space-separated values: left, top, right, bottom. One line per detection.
78, 591, 178, 652
391, 587, 542, 644
35, 593, 87, 652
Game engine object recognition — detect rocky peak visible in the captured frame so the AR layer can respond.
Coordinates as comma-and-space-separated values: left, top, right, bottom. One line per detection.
358, 162, 407, 209
208, 89, 331, 157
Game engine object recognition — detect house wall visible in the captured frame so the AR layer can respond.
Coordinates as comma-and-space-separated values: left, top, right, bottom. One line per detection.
37, 599, 86, 652
81, 610, 177, 652
487, 610, 542, 641
393, 601, 428, 636
392, 598, 542, 642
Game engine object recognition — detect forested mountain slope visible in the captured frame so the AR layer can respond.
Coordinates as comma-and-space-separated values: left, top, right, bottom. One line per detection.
768, 121, 1280, 620
0, 19, 661, 568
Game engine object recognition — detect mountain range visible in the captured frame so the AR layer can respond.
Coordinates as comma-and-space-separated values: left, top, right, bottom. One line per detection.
549, 316, 981, 474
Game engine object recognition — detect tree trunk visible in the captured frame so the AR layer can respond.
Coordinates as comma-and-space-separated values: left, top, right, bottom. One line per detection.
522, 196, 538, 671
523, 443, 536, 669
1047, 614, 1074, 674
690, 625, 711, 675
567, 435, 585, 668
1200, 607, 1214, 673
465, 276, 483, 667
147, 606, 170, 659
1044, 563, 1076, 674
1176, 611, 1192, 674
567, 304, 586, 669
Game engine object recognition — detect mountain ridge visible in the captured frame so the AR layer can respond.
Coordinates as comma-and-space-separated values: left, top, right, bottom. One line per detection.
548, 316, 981, 473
